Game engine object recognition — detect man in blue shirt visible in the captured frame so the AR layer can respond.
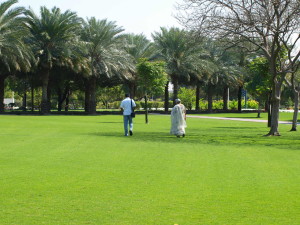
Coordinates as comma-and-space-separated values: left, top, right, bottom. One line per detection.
120, 93, 136, 136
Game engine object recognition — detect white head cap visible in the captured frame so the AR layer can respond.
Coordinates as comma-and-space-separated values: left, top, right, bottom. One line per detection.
175, 99, 181, 103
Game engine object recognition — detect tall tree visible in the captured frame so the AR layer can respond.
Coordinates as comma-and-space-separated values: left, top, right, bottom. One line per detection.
81, 18, 134, 114
152, 27, 203, 106
0, 0, 32, 112
24, 7, 82, 114
178, 0, 300, 136
122, 33, 154, 98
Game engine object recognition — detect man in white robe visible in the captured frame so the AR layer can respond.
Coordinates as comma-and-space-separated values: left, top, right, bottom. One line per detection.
170, 99, 187, 137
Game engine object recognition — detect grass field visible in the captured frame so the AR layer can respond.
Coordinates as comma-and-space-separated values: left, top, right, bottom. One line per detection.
0, 114, 299, 224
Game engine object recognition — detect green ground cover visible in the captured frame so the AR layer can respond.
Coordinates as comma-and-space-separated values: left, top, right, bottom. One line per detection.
0, 115, 299, 224
195, 112, 299, 122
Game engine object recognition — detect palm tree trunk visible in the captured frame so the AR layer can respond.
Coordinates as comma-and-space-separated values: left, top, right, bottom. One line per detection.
223, 86, 229, 110
0, 75, 7, 113
129, 82, 136, 99
88, 76, 97, 114
22, 91, 27, 111
195, 83, 200, 111
31, 77, 34, 113
172, 76, 179, 106
57, 87, 63, 112
47, 84, 52, 112
41, 69, 50, 114
238, 86, 242, 112
84, 79, 90, 113
291, 89, 299, 131
65, 93, 70, 112
164, 81, 169, 113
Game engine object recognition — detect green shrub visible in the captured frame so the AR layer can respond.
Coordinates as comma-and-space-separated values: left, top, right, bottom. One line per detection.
199, 99, 208, 110
140, 101, 153, 110
246, 100, 259, 109
213, 100, 223, 110
111, 101, 121, 109
229, 100, 238, 110
152, 101, 160, 110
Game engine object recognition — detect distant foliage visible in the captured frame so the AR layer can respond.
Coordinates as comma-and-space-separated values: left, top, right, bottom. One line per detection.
178, 87, 196, 110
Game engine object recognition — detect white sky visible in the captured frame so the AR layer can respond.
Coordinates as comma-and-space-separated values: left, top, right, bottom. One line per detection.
16, 0, 183, 40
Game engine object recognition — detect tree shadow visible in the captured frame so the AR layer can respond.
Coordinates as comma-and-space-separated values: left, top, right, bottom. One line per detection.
88, 128, 300, 151
214, 127, 258, 130
97, 121, 122, 124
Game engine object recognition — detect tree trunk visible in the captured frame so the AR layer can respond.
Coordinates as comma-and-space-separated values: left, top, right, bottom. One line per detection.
88, 76, 97, 114
257, 100, 261, 118
207, 83, 213, 113
41, 69, 50, 114
238, 86, 242, 112
145, 95, 148, 124
47, 84, 52, 112
65, 93, 70, 112
57, 87, 63, 112
164, 81, 169, 113
0, 75, 7, 113
31, 81, 34, 113
267, 83, 281, 136
172, 76, 179, 106
223, 86, 229, 110
84, 82, 90, 113
22, 91, 27, 112
267, 94, 272, 127
291, 89, 299, 131
129, 82, 136, 99
195, 83, 200, 111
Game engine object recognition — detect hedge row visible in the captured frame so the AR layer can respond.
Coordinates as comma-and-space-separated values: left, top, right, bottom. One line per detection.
100, 99, 259, 110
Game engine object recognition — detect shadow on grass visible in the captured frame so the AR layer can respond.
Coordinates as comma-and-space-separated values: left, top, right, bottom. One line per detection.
88, 130, 299, 150
224, 117, 265, 119
214, 127, 258, 130
97, 121, 122, 124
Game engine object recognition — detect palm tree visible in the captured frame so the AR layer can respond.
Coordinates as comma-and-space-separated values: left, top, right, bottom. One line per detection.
200, 39, 245, 112
0, 0, 32, 112
122, 33, 153, 98
24, 7, 82, 114
81, 18, 134, 114
152, 27, 204, 106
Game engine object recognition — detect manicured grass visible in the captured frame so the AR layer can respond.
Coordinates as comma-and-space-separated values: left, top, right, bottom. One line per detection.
195, 112, 299, 122
0, 114, 299, 224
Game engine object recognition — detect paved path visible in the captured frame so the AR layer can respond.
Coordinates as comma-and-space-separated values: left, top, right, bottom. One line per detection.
187, 115, 299, 125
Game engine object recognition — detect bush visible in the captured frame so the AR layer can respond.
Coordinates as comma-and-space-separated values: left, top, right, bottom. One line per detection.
199, 99, 207, 110
229, 100, 238, 110
111, 101, 121, 109
140, 101, 153, 110
246, 99, 259, 109
213, 100, 223, 110
135, 101, 141, 110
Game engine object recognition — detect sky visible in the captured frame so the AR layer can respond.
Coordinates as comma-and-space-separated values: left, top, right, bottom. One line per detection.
16, 0, 183, 39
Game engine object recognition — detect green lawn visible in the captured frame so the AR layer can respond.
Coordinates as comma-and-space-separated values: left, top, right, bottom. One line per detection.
0, 114, 299, 224
193, 112, 299, 122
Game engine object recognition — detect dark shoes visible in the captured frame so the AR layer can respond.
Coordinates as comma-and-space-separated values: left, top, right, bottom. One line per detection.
182, 134, 185, 138
177, 134, 185, 138
129, 130, 133, 136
